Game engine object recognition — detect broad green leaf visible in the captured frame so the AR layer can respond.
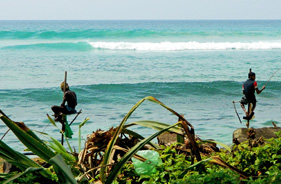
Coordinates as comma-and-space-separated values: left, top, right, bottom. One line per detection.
0, 115, 55, 162
0, 139, 51, 177
49, 154, 77, 184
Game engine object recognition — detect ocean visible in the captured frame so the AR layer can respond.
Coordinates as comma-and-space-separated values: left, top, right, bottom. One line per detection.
1, 20, 281, 151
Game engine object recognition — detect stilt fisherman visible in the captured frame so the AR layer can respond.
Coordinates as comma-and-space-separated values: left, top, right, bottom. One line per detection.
240, 71, 265, 120
51, 82, 77, 122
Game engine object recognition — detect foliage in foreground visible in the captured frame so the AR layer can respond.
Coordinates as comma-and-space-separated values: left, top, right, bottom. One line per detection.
1, 96, 281, 184
0, 96, 199, 184
117, 133, 281, 184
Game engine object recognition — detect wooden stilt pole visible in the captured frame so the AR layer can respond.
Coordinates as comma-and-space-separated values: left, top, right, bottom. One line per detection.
61, 122, 64, 145
61, 71, 67, 145
61, 115, 66, 145
246, 104, 250, 128
246, 68, 251, 128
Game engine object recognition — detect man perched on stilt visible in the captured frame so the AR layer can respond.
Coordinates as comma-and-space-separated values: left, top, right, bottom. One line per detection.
51, 82, 77, 122
240, 71, 265, 121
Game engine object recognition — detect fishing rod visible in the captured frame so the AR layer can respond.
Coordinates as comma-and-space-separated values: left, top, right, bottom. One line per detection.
264, 68, 281, 87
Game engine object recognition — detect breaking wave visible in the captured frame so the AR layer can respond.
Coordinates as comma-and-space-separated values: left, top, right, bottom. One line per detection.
3, 41, 281, 51
89, 41, 281, 51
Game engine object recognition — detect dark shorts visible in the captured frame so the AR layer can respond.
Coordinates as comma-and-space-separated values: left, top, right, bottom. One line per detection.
66, 105, 77, 114
240, 96, 256, 105
52, 105, 76, 115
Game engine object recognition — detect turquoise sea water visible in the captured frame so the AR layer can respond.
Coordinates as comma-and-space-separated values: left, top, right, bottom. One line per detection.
1, 20, 281, 151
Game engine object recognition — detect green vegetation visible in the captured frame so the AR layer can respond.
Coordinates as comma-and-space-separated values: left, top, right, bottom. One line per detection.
0, 96, 281, 183
117, 136, 281, 184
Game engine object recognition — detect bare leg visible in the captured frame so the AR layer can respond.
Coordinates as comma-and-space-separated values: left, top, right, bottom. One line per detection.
249, 102, 256, 115
51, 105, 68, 121
240, 103, 248, 116
246, 103, 251, 128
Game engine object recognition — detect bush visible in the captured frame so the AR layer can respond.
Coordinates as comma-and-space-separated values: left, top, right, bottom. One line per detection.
118, 132, 281, 184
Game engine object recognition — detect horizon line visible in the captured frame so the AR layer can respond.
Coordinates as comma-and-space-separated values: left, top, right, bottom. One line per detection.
1, 19, 281, 21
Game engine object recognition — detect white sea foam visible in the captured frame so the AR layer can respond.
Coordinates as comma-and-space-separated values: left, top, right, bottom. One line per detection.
88, 41, 281, 51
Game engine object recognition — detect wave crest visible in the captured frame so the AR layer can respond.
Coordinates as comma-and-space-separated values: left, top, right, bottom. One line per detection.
3, 41, 281, 51
89, 41, 281, 51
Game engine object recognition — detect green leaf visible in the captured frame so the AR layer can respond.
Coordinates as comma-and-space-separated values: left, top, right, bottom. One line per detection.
48, 137, 76, 162
49, 154, 77, 184
79, 118, 89, 152
179, 158, 213, 178
46, 114, 73, 153
125, 120, 183, 135
47, 114, 58, 127
0, 115, 56, 162
100, 96, 199, 182
35, 130, 76, 162
0, 140, 51, 178
79, 118, 89, 128
3, 167, 44, 184
100, 97, 147, 182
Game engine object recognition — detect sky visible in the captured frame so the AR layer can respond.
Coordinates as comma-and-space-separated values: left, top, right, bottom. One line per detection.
0, 0, 281, 20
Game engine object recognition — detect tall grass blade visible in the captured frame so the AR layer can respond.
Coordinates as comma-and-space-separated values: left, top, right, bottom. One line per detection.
79, 118, 89, 152
47, 113, 57, 127
48, 137, 76, 162
47, 114, 73, 153
101, 96, 200, 182
100, 97, 146, 182
35, 130, 76, 163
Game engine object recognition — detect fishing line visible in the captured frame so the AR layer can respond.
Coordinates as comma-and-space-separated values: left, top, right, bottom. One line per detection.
41, 119, 51, 133
0, 110, 12, 140
1, 129, 10, 140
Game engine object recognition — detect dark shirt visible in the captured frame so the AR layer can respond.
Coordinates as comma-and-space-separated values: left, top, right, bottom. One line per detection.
242, 79, 258, 102
61, 90, 77, 109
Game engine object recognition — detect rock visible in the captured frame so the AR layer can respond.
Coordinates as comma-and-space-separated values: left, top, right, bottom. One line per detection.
157, 132, 178, 146
233, 127, 281, 143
